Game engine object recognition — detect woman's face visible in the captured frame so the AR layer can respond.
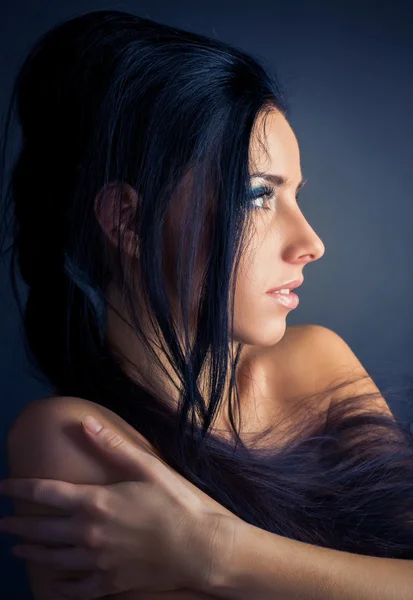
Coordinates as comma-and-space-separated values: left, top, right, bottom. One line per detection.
231, 110, 325, 347
103, 110, 325, 369
101, 109, 325, 409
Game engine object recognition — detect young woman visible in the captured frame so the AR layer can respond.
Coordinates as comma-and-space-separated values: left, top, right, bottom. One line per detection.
1, 9, 413, 600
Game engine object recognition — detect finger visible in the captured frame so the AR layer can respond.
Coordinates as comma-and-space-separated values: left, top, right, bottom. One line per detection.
0, 478, 95, 511
80, 418, 201, 505
52, 572, 108, 600
12, 543, 98, 570
0, 515, 81, 546
81, 415, 169, 478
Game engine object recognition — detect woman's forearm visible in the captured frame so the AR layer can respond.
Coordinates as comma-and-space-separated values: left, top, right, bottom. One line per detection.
208, 516, 413, 600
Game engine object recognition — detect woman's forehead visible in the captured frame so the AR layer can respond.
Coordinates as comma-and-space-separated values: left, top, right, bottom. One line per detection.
249, 111, 301, 178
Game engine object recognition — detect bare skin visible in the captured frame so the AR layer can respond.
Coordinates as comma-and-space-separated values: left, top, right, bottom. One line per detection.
41, 323, 325, 600
7, 109, 329, 599
96, 109, 325, 438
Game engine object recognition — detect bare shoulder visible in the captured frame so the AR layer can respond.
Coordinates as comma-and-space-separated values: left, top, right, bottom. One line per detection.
6, 396, 226, 600
270, 323, 369, 391
7, 394, 159, 482
6, 396, 164, 599
275, 324, 394, 418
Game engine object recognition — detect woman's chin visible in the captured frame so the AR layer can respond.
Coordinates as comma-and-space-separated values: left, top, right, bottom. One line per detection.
232, 322, 288, 348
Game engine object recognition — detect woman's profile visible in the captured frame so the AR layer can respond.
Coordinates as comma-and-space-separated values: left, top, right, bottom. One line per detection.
1, 8, 413, 599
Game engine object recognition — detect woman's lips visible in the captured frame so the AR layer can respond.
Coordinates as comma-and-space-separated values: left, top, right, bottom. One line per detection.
266, 290, 300, 309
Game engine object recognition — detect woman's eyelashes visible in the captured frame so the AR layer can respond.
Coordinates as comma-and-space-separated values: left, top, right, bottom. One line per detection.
249, 185, 302, 211
249, 185, 276, 210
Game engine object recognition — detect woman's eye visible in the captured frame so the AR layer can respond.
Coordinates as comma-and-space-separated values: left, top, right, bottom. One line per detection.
249, 185, 275, 210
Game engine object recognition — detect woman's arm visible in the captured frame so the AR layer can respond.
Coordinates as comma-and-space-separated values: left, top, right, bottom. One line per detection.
4, 397, 227, 600
5, 397, 413, 600
5, 397, 131, 600
208, 516, 413, 600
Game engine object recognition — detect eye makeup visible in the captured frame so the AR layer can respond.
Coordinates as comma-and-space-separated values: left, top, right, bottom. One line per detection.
248, 184, 303, 211
248, 185, 275, 210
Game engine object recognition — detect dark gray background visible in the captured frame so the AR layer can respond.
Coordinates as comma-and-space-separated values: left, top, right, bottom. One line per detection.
1, 1, 412, 596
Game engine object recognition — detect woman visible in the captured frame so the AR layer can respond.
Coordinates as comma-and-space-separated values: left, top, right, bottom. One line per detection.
0, 9, 413, 600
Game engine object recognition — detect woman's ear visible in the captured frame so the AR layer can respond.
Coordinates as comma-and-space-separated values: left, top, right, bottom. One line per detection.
94, 181, 140, 258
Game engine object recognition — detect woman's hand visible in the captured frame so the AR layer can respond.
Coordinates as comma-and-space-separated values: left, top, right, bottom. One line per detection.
0, 415, 241, 599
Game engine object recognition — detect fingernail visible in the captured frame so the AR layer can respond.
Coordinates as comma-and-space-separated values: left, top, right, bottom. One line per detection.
82, 415, 103, 434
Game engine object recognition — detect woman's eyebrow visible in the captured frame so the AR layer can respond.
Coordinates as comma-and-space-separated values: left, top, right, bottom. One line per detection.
249, 172, 307, 191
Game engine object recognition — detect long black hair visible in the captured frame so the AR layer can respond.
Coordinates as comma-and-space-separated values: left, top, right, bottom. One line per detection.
1, 9, 413, 558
